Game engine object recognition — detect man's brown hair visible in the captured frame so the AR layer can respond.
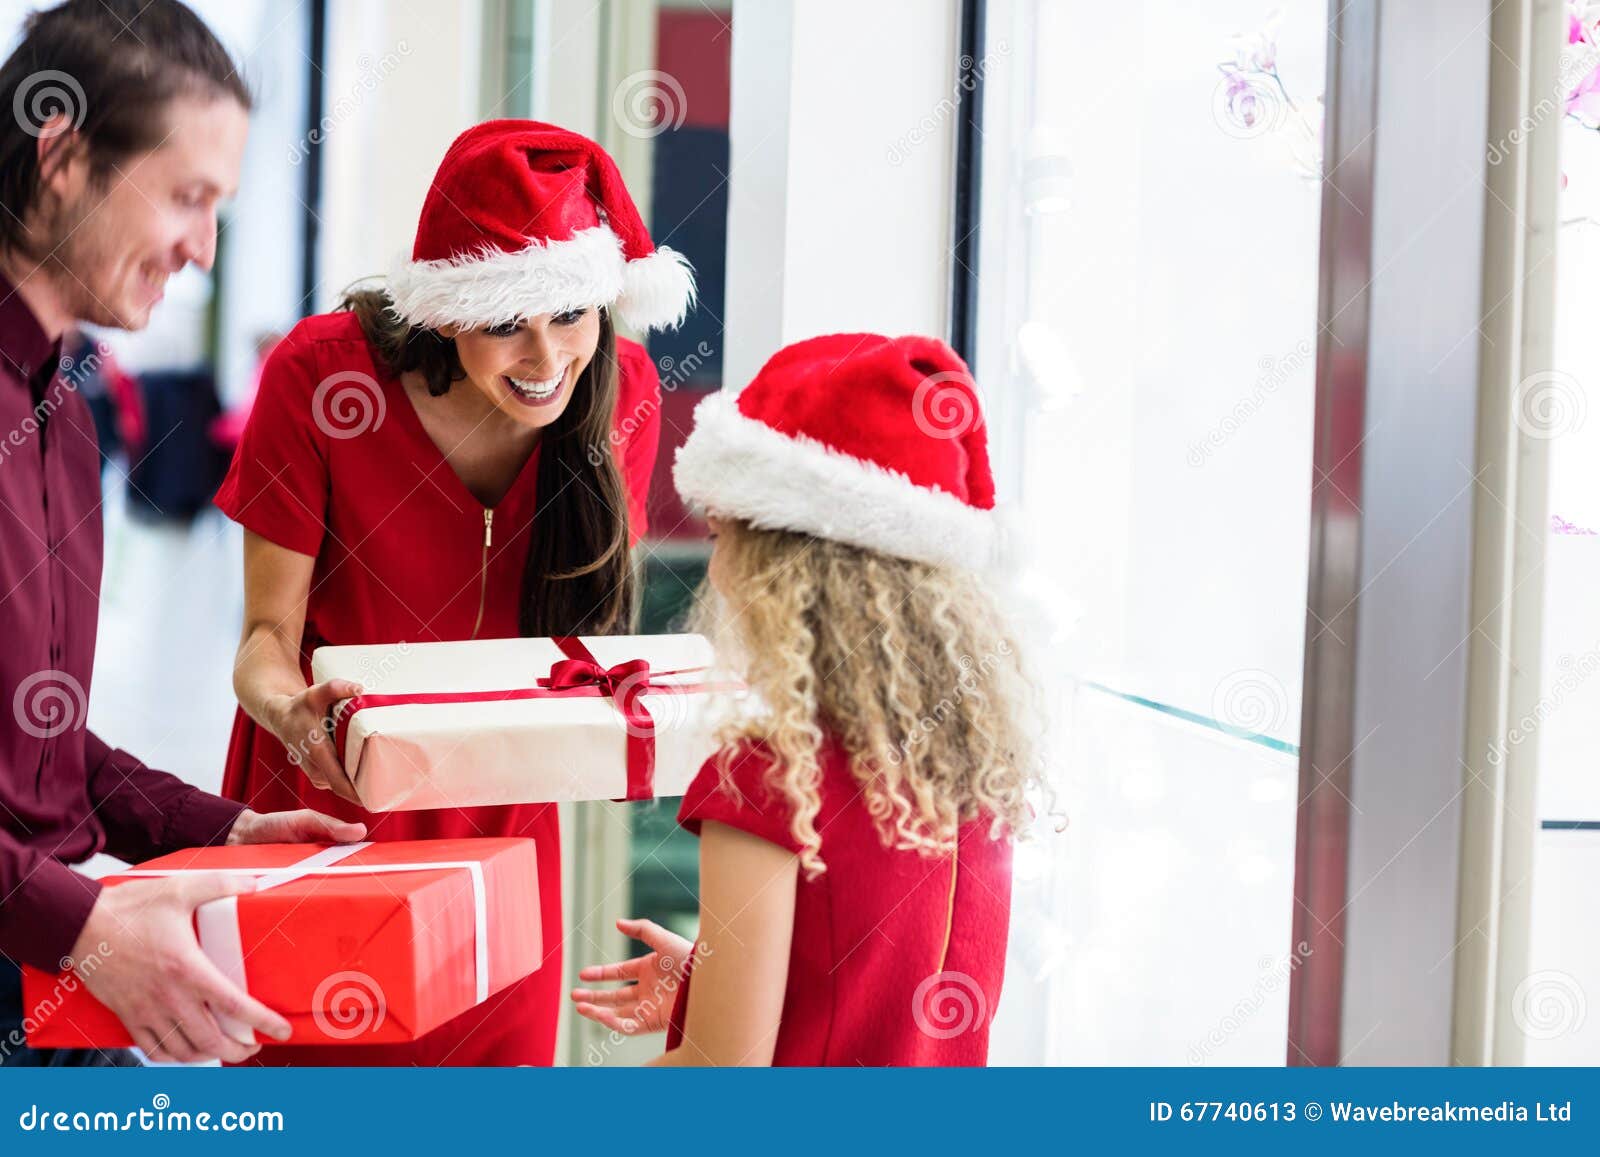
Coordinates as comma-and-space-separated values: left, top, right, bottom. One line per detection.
0, 0, 251, 256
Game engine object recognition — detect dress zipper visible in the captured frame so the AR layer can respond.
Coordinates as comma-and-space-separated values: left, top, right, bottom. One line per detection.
936, 842, 959, 973
471, 507, 493, 639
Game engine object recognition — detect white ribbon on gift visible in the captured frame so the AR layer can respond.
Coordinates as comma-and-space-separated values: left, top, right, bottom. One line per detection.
119, 842, 491, 1041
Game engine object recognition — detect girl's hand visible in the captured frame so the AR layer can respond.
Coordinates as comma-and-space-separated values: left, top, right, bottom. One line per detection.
570, 917, 695, 1035
261, 679, 364, 803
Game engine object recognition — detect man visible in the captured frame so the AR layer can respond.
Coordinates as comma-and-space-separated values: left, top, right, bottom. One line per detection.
0, 0, 364, 1067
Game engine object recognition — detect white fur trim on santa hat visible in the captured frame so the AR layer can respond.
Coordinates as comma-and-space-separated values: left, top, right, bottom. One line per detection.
387, 226, 627, 330
387, 227, 697, 333
673, 391, 998, 571
615, 246, 696, 332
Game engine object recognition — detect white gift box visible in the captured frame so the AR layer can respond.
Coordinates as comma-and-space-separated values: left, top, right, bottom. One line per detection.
311, 634, 732, 812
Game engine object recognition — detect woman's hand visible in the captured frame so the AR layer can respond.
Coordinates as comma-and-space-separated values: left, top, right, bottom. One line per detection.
259, 679, 364, 803
226, 807, 367, 846
570, 917, 695, 1035
235, 531, 366, 804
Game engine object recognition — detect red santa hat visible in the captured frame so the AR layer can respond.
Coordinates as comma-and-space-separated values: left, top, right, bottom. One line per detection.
673, 333, 1000, 571
387, 119, 695, 332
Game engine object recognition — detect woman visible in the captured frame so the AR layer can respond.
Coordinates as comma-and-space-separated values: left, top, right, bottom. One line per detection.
214, 120, 695, 1065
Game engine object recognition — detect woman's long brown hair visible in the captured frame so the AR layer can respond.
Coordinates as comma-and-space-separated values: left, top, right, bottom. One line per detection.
341, 286, 638, 637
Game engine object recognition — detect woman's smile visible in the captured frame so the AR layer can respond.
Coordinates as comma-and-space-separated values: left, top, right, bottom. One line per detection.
503, 365, 568, 406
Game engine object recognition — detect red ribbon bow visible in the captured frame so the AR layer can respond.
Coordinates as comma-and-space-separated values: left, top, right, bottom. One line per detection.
537, 655, 650, 692
539, 641, 659, 800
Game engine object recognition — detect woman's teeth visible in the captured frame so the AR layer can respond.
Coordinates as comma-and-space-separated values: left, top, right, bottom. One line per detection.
506, 372, 562, 401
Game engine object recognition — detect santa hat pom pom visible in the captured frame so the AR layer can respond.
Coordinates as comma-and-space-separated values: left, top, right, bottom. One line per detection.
616, 246, 697, 332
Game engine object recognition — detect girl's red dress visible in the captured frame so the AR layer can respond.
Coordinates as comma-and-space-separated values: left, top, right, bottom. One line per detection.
666, 737, 1014, 1065
213, 310, 661, 1066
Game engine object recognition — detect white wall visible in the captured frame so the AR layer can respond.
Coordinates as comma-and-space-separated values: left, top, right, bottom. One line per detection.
317, 0, 486, 310
724, 0, 960, 389
208, 0, 312, 396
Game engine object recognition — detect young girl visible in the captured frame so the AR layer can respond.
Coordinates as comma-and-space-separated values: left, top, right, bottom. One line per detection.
215, 120, 693, 1066
571, 333, 1045, 1065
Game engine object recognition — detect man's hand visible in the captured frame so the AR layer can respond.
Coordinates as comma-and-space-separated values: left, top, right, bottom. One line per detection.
69, 873, 292, 1064
63, 809, 365, 1064
226, 807, 367, 846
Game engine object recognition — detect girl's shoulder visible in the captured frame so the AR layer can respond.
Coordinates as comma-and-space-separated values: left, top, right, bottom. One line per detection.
676, 734, 851, 851
685, 737, 783, 808
698, 733, 851, 786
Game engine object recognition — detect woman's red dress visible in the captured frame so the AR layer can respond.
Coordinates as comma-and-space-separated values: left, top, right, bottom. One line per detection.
213, 310, 661, 1065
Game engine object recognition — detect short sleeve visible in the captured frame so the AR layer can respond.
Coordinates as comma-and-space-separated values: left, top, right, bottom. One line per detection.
213, 325, 329, 557
677, 742, 806, 854
613, 338, 662, 546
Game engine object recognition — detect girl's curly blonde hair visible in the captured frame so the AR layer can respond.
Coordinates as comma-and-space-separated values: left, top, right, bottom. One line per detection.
688, 518, 1048, 877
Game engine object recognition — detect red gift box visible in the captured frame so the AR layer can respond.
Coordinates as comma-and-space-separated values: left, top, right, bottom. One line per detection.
22, 838, 540, 1048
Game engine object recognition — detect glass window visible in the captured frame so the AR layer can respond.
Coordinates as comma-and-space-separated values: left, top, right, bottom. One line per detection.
971, 0, 1329, 1063
1523, 6, 1600, 1065
624, 0, 734, 939
562, 0, 734, 1066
